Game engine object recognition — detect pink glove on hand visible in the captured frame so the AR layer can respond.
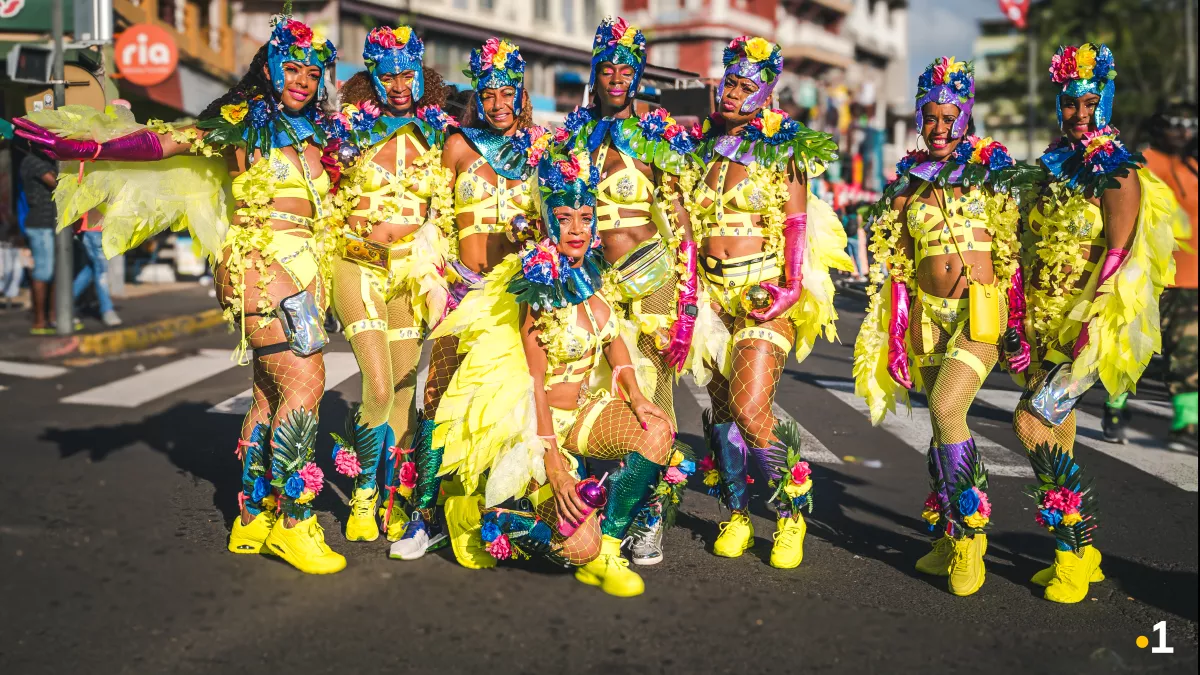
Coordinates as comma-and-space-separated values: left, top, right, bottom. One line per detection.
1005, 265, 1031, 372
887, 278, 913, 389
662, 239, 699, 371
1072, 248, 1129, 359
13, 118, 163, 162
749, 213, 806, 322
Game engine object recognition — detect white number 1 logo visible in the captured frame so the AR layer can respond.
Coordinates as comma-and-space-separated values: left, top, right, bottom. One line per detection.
1152, 621, 1174, 654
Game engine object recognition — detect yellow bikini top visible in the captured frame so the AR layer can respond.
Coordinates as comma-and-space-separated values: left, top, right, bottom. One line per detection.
544, 297, 619, 388
905, 181, 993, 262
349, 127, 435, 227
232, 146, 329, 225
693, 159, 771, 239
454, 157, 536, 240
594, 140, 654, 231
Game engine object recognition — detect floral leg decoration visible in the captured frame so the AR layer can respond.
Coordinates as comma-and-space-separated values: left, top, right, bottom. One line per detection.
1025, 443, 1103, 604
228, 422, 275, 554
757, 420, 813, 569
331, 402, 394, 542
479, 508, 569, 566
920, 438, 991, 596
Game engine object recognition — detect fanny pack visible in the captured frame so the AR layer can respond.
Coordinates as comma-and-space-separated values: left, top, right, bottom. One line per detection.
934, 188, 1000, 344
1025, 362, 1099, 427
613, 238, 672, 301
279, 290, 329, 357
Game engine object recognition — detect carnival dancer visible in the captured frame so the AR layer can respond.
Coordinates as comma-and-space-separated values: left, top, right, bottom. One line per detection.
429, 143, 676, 598
558, 16, 699, 566
326, 26, 457, 545
690, 37, 853, 569
15, 6, 348, 574
852, 57, 1037, 596
386, 38, 550, 561
1012, 43, 1178, 603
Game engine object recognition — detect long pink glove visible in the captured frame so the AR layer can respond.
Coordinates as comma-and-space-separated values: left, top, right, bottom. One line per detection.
14, 118, 163, 162
662, 239, 698, 371
1005, 264, 1031, 372
888, 278, 913, 389
1072, 248, 1129, 359
749, 213, 806, 322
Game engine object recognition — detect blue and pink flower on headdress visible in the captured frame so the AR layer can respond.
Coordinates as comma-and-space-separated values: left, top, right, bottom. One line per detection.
718, 36, 784, 114
1049, 43, 1117, 129
363, 25, 425, 103
267, 17, 336, 100
914, 57, 975, 139
590, 16, 648, 97
464, 38, 526, 118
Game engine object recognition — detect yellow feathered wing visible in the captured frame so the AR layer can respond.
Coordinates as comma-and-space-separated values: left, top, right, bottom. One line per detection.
26, 106, 232, 262
790, 196, 855, 363
430, 256, 545, 506
1069, 168, 1179, 397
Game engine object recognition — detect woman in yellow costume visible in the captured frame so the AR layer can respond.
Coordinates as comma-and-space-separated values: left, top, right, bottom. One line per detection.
429, 143, 676, 598
324, 25, 457, 546
690, 37, 853, 569
1013, 43, 1177, 604
558, 16, 700, 566
385, 38, 550, 561
852, 57, 1037, 597
15, 6, 348, 575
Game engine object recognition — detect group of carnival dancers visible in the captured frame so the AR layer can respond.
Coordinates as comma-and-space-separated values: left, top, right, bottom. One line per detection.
15, 2, 1186, 603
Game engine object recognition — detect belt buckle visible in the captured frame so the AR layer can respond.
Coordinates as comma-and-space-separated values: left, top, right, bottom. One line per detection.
344, 233, 390, 270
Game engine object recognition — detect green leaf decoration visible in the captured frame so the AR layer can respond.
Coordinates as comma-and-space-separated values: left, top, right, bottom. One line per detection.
269, 407, 319, 489
1023, 443, 1099, 552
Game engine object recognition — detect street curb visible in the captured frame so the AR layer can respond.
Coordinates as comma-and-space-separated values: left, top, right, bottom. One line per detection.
36, 309, 226, 360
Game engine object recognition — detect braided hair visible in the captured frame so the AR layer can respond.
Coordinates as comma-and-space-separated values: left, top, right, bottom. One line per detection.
198, 43, 334, 121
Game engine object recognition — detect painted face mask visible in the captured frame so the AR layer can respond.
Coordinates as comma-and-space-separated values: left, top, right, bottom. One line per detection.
266, 16, 337, 102
363, 25, 425, 106
464, 38, 526, 122
716, 36, 784, 114
915, 56, 975, 140
1049, 43, 1118, 129
589, 16, 647, 105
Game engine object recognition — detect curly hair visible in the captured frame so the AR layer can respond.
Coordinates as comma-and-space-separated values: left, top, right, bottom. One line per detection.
338, 66, 450, 112
459, 89, 535, 130
199, 43, 334, 121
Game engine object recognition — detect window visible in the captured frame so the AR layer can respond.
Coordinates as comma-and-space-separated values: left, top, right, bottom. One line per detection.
653, 43, 679, 70
479, 0, 495, 11
562, 0, 575, 33
453, 0, 468, 9
535, 0, 550, 21
583, 0, 598, 30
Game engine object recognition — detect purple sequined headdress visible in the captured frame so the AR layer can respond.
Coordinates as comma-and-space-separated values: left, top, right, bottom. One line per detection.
717, 36, 784, 114
914, 56, 975, 139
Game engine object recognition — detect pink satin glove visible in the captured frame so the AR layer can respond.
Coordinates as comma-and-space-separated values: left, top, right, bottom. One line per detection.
662, 239, 699, 370
14, 118, 163, 162
1005, 265, 1031, 372
1072, 248, 1129, 359
888, 278, 913, 389
749, 213, 807, 322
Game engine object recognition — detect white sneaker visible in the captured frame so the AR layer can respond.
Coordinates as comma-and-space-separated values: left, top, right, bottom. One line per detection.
102, 310, 122, 327
387, 512, 447, 561
630, 517, 665, 566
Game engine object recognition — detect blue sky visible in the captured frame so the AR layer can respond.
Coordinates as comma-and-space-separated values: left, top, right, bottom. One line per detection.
908, 0, 1005, 83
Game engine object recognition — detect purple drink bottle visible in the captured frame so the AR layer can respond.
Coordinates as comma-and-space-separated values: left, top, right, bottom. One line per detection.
557, 473, 609, 538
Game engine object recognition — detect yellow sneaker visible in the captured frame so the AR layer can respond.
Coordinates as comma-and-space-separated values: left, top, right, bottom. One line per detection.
345, 488, 380, 542
713, 511, 754, 558
947, 534, 987, 596
444, 495, 496, 570
915, 534, 983, 576
1044, 545, 1104, 604
228, 510, 276, 554
575, 535, 645, 597
1031, 547, 1104, 587
380, 494, 410, 542
263, 515, 347, 575
769, 515, 806, 569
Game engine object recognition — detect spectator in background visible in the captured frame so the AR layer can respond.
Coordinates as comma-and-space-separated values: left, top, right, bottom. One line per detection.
16, 140, 64, 335
72, 208, 121, 326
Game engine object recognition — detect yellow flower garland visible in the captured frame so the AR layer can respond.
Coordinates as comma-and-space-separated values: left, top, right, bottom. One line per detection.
1027, 188, 1093, 346
146, 119, 219, 158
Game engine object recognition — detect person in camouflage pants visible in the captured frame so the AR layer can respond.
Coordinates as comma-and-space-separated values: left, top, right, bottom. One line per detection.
1161, 287, 1198, 447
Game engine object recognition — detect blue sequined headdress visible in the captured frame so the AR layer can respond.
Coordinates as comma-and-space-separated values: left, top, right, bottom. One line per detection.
915, 56, 975, 139
266, 11, 336, 100
589, 16, 647, 101
537, 146, 600, 243
464, 38, 526, 119
363, 26, 425, 105
1049, 43, 1117, 129
718, 36, 784, 114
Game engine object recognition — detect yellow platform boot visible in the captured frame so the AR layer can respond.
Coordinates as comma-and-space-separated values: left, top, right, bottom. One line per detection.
345, 487, 380, 542
575, 535, 645, 597
228, 509, 276, 554
1043, 545, 1104, 603
444, 494, 496, 570
769, 514, 806, 569
263, 515, 347, 575
713, 511, 755, 558
947, 534, 987, 596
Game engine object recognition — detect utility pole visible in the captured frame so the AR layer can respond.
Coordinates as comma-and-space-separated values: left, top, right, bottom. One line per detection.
1186, 0, 1197, 103
52, 0, 74, 336
1026, 14, 1038, 163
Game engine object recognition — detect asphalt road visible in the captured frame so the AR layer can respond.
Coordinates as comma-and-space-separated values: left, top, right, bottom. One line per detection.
1, 294, 1196, 675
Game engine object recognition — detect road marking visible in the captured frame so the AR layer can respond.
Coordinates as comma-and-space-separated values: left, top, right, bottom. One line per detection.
0, 360, 68, 379
61, 349, 237, 408
1126, 398, 1172, 420
813, 378, 1033, 478
971, 389, 1198, 492
208, 352, 360, 415
681, 379, 843, 465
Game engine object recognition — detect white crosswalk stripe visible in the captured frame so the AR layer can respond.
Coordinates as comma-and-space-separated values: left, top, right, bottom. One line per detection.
1126, 398, 1172, 420
207, 352, 361, 415
971, 389, 1198, 492
0, 360, 68, 379
61, 350, 238, 408
680, 379, 844, 465
810, 378, 1034, 478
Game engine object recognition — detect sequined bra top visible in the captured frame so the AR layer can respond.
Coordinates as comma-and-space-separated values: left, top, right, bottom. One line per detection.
692, 159, 771, 239
232, 146, 329, 226
544, 296, 619, 388
349, 126, 436, 228
454, 158, 536, 241
905, 181, 993, 263
594, 140, 654, 232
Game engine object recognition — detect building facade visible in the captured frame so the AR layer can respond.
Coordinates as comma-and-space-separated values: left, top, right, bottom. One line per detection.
972, 17, 1051, 162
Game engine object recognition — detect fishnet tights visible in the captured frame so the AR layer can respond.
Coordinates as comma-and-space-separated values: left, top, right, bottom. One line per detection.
627, 275, 680, 426
704, 305, 795, 448
1013, 368, 1079, 455
909, 298, 1006, 445
423, 334, 462, 413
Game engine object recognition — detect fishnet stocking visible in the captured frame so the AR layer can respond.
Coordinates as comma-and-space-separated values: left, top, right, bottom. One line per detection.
531, 491, 603, 565
728, 316, 794, 448
423, 334, 462, 412
331, 258, 393, 428
387, 294, 421, 448
629, 275, 680, 426
704, 302, 736, 424
563, 397, 675, 464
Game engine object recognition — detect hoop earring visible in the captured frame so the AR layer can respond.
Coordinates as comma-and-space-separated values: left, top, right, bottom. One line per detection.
916, 135, 927, 151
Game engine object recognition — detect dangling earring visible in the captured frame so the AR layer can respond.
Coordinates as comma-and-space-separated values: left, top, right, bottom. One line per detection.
915, 135, 927, 151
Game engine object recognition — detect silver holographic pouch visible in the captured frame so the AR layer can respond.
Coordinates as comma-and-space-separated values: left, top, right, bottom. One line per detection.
279, 290, 329, 357
1028, 362, 1099, 427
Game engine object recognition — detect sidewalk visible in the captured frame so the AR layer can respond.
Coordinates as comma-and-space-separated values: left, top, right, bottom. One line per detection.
0, 282, 225, 362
